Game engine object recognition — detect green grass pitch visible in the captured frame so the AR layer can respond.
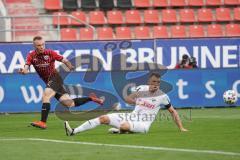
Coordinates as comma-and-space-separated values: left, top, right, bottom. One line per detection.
0, 108, 239, 160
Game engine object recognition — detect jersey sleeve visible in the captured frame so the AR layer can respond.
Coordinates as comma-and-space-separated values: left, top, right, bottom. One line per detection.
25, 54, 32, 65
161, 94, 172, 109
51, 50, 63, 61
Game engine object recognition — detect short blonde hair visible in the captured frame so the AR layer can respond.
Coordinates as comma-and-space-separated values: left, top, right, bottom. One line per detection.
33, 36, 43, 41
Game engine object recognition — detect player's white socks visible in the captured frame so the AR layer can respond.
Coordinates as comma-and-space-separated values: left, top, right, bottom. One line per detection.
73, 118, 100, 134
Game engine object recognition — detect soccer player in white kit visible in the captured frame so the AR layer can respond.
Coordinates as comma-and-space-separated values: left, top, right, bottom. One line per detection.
64, 72, 188, 135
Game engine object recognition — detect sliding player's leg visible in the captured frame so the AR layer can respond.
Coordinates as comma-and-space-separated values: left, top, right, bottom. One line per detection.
109, 115, 151, 134
64, 115, 105, 136
64, 113, 127, 136
109, 123, 149, 134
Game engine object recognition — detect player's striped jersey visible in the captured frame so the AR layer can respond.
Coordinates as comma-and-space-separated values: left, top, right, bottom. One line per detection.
25, 49, 63, 83
132, 85, 171, 121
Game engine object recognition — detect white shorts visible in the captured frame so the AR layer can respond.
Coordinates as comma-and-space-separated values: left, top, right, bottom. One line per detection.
107, 113, 152, 133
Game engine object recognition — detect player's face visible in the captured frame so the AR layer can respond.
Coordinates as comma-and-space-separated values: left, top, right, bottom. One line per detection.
148, 76, 160, 93
33, 39, 45, 54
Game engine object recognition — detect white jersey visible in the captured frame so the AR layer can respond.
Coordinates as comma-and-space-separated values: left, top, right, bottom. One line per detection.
131, 85, 171, 122
107, 85, 171, 133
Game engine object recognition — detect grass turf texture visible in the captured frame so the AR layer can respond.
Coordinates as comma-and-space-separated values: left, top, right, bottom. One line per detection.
0, 108, 239, 160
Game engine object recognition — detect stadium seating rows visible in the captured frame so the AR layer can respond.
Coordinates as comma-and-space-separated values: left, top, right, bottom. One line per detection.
52, 7, 240, 26
44, 0, 240, 40
60, 24, 240, 41
44, 0, 240, 10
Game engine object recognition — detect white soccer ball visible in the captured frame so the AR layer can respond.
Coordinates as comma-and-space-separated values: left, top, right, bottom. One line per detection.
223, 90, 238, 105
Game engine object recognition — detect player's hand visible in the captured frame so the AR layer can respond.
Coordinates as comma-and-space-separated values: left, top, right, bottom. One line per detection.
69, 65, 75, 71
180, 128, 188, 132
65, 62, 75, 71
18, 68, 27, 74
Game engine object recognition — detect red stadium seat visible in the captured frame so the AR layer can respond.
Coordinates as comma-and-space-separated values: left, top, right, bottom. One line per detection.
216, 8, 231, 22
107, 10, 124, 25
207, 24, 224, 37
60, 28, 78, 41
134, 0, 151, 8
125, 10, 142, 24
152, 0, 168, 7
197, 8, 214, 22
134, 26, 151, 39
44, 0, 62, 10
189, 25, 205, 37
225, 24, 240, 37
169, 0, 187, 7
89, 11, 106, 25
97, 27, 114, 40
224, 0, 240, 5
162, 9, 177, 23
79, 28, 94, 40
206, 0, 223, 6
233, 7, 240, 21
70, 11, 87, 26
179, 9, 196, 23
144, 9, 160, 24
188, 0, 205, 6
52, 12, 69, 26
153, 26, 168, 38
170, 25, 187, 38
115, 27, 132, 39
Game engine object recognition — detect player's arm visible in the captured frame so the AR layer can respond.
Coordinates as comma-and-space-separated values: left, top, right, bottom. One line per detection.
19, 54, 31, 75
61, 58, 75, 71
125, 85, 149, 105
19, 65, 30, 74
124, 92, 138, 105
167, 106, 188, 132
51, 50, 74, 71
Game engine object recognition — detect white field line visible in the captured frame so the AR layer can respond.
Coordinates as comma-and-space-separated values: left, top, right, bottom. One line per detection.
0, 138, 239, 156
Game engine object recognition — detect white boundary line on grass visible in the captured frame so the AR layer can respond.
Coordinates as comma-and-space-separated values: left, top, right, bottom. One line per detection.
0, 138, 240, 156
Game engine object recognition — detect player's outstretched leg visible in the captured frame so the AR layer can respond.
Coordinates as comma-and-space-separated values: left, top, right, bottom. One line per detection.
72, 93, 104, 106
88, 93, 104, 105
64, 115, 110, 136
59, 93, 104, 108
64, 121, 74, 136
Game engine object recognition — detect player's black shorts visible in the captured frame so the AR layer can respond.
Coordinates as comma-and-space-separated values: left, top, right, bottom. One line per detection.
46, 72, 67, 100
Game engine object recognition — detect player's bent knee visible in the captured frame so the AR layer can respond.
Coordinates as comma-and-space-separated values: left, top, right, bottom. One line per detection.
42, 94, 52, 102
120, 122, 130, 131
99, 115, 110, 124
59, 94, 75, 107
61, 100, 75, 107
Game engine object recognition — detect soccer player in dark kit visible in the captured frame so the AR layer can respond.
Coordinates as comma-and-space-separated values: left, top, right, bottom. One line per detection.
19, 36, 104, 129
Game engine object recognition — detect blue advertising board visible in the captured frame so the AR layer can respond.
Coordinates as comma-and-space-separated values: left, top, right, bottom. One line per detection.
0, 38, 239, 75
0, 38, 240, 112
0, 68, 239, 112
